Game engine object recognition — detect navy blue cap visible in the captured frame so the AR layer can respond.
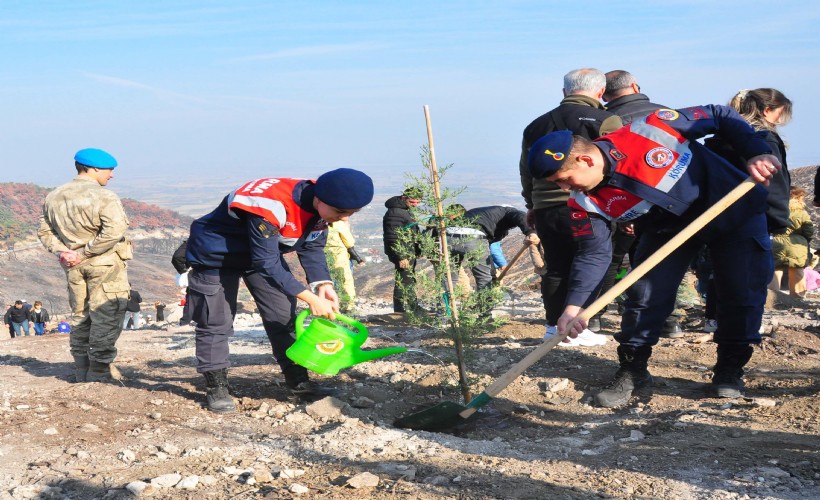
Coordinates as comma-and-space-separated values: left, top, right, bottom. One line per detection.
74, 148, 118, 169
528, 131, 573, 178
315, 168, 374, 209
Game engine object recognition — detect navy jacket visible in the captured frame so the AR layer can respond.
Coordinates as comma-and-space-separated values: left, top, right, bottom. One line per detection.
565, 104, 773, 306
186, 180, 330, 297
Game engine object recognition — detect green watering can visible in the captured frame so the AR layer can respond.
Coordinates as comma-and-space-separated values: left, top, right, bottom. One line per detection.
286, 309, 408, 375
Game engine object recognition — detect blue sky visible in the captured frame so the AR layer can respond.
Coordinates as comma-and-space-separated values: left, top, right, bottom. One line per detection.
1, 0, 818, 199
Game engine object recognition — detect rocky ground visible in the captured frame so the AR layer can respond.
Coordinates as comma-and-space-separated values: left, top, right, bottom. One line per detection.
1, 288, 818, 499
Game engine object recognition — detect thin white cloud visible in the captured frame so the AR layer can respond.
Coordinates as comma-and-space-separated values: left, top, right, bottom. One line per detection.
232, 42, 381, 62
82, 73, 207, 104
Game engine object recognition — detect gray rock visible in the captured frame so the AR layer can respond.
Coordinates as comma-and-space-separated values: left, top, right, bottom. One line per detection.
125, 481, 154, 496
289, 483, 309, 494
278, 468, 305, 479
160, 443, 180, 456
351, 396, 376, 408
346, 471, 380, 489
305, 397, 346, 419
175, 475, 199, 490
151, 473, 182, 488
118, 449, 136, 464
253, 469, 275, 483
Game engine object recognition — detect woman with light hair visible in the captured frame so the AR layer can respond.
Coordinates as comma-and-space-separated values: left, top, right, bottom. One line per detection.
706, 88, 793, 235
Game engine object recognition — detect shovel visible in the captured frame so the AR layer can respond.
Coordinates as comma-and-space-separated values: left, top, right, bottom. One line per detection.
494, 243, 529, 283
394, 178, 759, 431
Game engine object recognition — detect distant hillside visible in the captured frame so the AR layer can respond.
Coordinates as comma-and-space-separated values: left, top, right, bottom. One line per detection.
0, 182, 193, 244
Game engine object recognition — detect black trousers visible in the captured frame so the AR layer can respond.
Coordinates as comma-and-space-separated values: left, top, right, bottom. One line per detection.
188, 267, 298, 373
388, 256, 417, 312
533, 205, 577, 326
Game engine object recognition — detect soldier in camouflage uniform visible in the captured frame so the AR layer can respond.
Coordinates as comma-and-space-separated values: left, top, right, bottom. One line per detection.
38, 148, 132, 382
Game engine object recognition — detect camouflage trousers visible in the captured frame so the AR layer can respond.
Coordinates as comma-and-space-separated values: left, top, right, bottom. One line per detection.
66, 255, 130, 363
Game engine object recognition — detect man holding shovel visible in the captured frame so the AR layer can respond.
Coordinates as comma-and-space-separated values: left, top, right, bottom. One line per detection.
528, 105, 781, 407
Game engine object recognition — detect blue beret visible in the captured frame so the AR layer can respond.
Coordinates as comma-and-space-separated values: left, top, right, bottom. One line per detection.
528, 131, 573, 179
74, 148, 118, 169
315, 168, 374, 210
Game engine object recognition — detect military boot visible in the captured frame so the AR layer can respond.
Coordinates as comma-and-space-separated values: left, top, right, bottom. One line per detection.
203, 369, 236, 413
86, 360, 113, 382
283, 364, 337, 402
594, 345, 653, 408
711, 344, 754, 398
73, 355, 90, 383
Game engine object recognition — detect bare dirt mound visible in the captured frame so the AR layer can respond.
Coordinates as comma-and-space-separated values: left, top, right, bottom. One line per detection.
1, 292, 818, 499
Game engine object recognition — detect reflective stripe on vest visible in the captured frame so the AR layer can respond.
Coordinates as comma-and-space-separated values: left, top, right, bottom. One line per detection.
569, 113, 695, 222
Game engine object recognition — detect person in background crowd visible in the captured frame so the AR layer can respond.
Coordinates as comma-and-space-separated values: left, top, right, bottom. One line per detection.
771, 187, 815, 297
4, 304, 17, 338
155, 301, 166, 322
185, 168, 374, 412
446, 204, 540, 291
7, 301, 31, 337
519, 68, 622, 345
28, 301, 50, 336
171, 240, 192, 325
325, 219, 364, 314
21, 299, 33, 336
383, 187, 423, 313
706, 88, 793, 236
123, 287, 142, 329
38, 148, 131, 383
600, 70, 682, 338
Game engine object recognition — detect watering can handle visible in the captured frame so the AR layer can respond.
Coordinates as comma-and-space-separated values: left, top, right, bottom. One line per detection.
294, 309, 367, 339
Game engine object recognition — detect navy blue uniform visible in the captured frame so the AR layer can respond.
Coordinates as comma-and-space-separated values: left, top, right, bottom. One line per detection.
186, 178, 331, 373
566, 105, 773, 347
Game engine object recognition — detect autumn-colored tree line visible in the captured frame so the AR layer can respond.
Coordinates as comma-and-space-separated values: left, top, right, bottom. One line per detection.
0, 183, 192, 242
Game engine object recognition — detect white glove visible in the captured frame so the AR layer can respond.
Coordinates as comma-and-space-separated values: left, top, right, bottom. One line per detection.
176, 271, 189, 288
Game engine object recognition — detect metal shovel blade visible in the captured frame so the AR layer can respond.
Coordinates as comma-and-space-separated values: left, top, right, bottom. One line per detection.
393, 401, 475, 431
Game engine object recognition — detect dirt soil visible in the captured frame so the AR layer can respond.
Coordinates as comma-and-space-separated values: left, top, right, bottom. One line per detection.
1, 291, 818, 499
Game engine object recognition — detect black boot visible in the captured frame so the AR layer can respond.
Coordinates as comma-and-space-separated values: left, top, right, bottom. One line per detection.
660, 316, 683, 338
283, 364, 337, 402
73, 355, 90, 383
594, 345, 653, 408
86, 360, 113, 382
203, 369, 236, 413
711, 344, 753, 398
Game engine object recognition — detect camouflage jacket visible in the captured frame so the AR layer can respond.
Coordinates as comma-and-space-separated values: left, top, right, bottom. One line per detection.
38, 177, 131, 264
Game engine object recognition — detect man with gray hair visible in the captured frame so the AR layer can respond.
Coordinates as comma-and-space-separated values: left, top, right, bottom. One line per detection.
600, 70, 684, 338
603, 70, 668, 124
519, 68, 622, 345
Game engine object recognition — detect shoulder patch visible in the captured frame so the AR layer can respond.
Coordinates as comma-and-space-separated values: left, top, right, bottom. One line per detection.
679, 106, 710, 120
609, 148, 627, 161
654, 109, 679, 121
645, 147, 675, 168
257, 222, 279, 238
569, 209, 594, 241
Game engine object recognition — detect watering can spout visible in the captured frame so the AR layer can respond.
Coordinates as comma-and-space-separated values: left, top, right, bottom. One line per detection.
352, 345, 408, 363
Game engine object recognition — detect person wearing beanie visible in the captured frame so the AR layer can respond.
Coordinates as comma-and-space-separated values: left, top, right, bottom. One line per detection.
528, 105, 780, 408
185, 168, 374, 412
38, 147, 131, 383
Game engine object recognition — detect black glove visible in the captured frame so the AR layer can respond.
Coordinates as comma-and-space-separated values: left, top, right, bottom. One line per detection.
348, 246, 365, 264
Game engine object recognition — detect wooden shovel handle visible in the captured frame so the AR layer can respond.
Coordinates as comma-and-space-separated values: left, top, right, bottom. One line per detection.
495, 243, 529, 282
470, 178, 758, 407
